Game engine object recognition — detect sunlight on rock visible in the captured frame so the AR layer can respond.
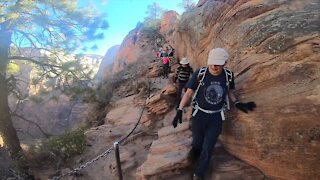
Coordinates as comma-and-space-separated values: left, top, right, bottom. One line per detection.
21, 143, 30, 151
0, 135, 3, 147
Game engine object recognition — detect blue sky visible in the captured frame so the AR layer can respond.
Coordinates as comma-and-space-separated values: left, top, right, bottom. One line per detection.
80, 0, 194, 56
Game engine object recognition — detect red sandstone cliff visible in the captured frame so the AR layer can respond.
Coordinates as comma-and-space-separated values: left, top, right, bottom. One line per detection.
160, 11, 180, 47
80, 0, 319, 179
169, 0, 320, 179
111, 23, 161, 74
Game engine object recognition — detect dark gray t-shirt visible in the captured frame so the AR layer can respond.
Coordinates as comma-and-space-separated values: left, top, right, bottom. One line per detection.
186, 68, 235, 111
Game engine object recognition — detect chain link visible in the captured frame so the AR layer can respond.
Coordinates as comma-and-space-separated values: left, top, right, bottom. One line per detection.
50, 77, 152, 180
51, 146, 114, 180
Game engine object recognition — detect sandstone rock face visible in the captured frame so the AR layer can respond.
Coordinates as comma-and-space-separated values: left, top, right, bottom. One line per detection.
147, 61, 163, 78
160, 11, 180, 47
82, 96, 152, 180
171, 0, 320, 179
83, 123, 151, 180
210, 147, 266, 180
146, 84, 176, 115
106, 95, 143, 126
196, 0, 207, 7
77, 70, 268, 180
96, 45, 120, 81
137, 122, 192, 180
112, 24, 160, 74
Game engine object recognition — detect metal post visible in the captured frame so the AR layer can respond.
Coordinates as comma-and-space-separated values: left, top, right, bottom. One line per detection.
114, 142, 123, 180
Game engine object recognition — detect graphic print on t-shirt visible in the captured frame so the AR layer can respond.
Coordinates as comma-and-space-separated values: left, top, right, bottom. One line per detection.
204, 81, 223, 105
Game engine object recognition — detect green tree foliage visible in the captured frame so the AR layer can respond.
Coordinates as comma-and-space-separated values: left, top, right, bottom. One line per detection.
0, 0, 108, 175
39, 128, 86, 162
144, 2, 164, 30
7, 62, 20, 74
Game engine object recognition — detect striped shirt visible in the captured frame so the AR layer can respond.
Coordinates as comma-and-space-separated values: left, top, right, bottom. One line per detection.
176, 66, 193, 82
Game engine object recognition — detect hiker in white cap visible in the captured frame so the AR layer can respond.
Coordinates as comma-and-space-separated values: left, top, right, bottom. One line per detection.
174, 57, 193, 108
172, 48, 256, 180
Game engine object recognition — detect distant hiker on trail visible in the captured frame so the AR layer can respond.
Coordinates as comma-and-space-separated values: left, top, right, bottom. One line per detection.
174, 57, 193, 107
157, 47, 163, 58
168, 45, 176, 65
160, 47, 168, 57
168, 45, 175, 57
172, 48, 256, 180
161, 48, 170, 79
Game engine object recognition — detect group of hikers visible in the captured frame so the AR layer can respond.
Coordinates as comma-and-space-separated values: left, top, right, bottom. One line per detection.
157, 46, 257, 180
156, 45, 175, 79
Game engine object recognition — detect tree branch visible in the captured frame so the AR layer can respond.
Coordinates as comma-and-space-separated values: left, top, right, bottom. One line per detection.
11, 112, 51, 138
8, 56, 62, 68
13, 99, 23, 114
14, 29, 39, 48
65, 100, 78, 128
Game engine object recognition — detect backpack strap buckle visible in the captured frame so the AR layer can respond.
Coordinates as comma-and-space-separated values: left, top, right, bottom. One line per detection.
192, 101, 224, 117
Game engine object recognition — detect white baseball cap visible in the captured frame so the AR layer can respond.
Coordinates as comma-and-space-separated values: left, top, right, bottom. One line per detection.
207, 48, 229, 65
180, 57, 189, 65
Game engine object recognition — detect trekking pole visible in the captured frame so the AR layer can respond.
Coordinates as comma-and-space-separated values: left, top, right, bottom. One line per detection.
114, 142, 123, 180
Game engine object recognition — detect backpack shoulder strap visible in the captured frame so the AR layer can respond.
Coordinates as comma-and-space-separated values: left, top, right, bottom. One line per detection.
224, 68, 233, 87
223, 68, 233, 110
192, 67, 208, 102
197, 67, 207, 81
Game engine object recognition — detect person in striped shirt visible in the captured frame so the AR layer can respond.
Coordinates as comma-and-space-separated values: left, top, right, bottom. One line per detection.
174, 57, 193, 107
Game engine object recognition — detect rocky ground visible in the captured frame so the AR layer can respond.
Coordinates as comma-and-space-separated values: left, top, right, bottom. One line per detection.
52, 61, 267, 180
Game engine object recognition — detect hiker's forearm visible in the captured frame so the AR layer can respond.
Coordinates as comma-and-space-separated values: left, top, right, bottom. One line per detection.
228, 89, 238, 103
178, 88, 194, 110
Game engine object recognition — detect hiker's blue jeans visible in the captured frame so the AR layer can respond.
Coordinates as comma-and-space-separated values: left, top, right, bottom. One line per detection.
163, 63, 169, 78
176, 81, 187, 107
192, 110, 223, 177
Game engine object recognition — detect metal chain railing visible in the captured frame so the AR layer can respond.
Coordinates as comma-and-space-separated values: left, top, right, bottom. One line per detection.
51, 146, 114, 180
50, 77, 152, 180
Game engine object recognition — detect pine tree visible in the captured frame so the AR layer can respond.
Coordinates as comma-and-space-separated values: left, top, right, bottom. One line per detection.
144, 2, 164, 30
0, 0, 108, 175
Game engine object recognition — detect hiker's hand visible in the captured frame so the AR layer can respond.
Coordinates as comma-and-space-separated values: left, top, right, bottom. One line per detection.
235, 101, 256, 113
172, 109, 183, 128
174, 76, 177, 83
